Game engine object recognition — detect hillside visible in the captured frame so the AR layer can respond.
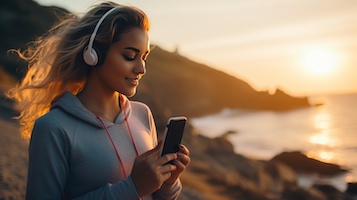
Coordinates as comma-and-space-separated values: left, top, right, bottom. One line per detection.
132, 46, 309, 121
0, 0, 68, 78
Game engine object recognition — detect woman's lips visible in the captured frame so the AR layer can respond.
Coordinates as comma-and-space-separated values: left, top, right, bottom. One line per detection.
125, 77, 139, 86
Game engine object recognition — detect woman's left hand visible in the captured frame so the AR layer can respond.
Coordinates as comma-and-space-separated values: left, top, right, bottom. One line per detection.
164, 144, 190, 184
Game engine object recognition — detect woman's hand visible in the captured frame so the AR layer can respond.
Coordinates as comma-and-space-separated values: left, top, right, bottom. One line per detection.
164, 144, 190, 185
130, 142, 178, 197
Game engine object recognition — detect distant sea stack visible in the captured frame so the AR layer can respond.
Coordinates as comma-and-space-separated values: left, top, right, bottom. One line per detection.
271, 151, 348, 176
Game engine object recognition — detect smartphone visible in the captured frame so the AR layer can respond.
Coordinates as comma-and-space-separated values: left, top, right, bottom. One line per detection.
160, 116, 187, 157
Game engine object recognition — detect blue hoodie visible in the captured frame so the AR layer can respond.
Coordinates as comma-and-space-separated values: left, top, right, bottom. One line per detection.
25, 92, 181, 200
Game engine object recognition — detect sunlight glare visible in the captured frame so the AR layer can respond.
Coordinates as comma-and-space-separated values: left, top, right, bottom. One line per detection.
313, 111, 331, 130
309, 111, 336, 146
300, 47, 339, 76
309, 132, 334, 146
307, 151, 334, 162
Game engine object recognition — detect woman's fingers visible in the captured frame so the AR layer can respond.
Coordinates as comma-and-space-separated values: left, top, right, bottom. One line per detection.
131, 142, 190, 196
158, 162, 177, 174
138, 141, 162, 160
178, 144, 190, 156
131, 142, 177, 197
156, 153, 177, 166
177, 153, 190, 166
141, 141, 178, 165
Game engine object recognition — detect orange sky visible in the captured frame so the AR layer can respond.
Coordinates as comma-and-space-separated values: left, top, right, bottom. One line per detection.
35, 0, 357, 96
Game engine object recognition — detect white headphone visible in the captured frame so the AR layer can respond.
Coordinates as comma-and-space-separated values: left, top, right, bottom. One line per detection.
83, 7, 117, 66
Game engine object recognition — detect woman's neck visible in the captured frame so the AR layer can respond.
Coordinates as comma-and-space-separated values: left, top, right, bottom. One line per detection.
77, 86, 121, 122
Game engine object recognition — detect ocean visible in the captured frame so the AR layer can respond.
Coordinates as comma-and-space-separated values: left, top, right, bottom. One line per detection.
191, 93, 357, 191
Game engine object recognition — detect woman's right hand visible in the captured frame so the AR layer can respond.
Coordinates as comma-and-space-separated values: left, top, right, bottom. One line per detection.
130, 142, 177, 197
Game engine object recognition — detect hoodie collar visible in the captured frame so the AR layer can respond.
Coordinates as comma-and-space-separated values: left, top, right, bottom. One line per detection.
51, 92, 132, 128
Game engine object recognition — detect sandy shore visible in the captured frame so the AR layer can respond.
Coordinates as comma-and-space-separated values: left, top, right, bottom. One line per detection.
0, 117, 28, 200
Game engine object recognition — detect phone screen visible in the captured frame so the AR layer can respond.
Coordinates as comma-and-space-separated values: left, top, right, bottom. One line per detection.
160, 117, 186, 157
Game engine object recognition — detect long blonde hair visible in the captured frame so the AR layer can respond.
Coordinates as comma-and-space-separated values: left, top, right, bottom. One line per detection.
7, 1, 150, 140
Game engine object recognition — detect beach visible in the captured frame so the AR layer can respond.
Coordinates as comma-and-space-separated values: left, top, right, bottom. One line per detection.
0, 117, 28, 199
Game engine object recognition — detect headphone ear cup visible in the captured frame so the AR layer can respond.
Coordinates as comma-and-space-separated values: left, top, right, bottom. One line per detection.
83, 46, 98, 66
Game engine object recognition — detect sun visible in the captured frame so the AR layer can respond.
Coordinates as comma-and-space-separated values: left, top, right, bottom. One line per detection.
300, 47, 339, 76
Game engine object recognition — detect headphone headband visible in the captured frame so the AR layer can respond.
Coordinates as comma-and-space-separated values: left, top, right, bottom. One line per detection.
83, 7, 117, 66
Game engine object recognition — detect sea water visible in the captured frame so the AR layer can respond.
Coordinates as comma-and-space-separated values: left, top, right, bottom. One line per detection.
191, 93, 357, 191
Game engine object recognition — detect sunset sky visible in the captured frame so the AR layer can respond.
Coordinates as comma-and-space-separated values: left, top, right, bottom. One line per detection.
35, 0, 357, 96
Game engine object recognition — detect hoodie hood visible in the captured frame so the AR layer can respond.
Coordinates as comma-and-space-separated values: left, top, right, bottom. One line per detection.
51, 92, 132, 128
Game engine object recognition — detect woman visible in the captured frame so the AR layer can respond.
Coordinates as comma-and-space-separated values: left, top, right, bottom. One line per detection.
7, 1, 190, 199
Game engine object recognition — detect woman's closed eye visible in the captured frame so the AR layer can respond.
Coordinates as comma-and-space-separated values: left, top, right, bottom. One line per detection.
123, 54, 148, 63
123, 55, 136, 61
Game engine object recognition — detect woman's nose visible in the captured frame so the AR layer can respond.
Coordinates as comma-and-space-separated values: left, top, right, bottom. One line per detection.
134, 60, 146, 75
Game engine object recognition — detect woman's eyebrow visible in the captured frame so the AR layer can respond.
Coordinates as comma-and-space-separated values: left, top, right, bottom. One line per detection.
124, 47, 140, 52
124, 47, 150, 54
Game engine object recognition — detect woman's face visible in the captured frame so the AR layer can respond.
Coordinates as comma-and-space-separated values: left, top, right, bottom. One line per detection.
93, 27, 150, 97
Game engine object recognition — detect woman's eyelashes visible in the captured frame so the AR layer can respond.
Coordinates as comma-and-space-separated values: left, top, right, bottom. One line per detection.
123, 55, 136, 61
123, 54, 148, 62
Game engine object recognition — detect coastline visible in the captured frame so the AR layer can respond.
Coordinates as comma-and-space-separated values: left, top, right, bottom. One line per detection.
191, 99, 357, 184
0, 114, 356, 199
1, 89, 356, 199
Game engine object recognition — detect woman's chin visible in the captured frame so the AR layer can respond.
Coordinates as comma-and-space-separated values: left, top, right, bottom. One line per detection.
122, 89, 137, 98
